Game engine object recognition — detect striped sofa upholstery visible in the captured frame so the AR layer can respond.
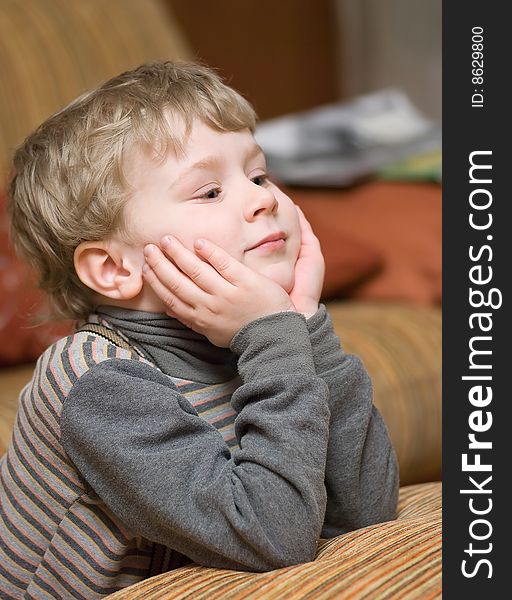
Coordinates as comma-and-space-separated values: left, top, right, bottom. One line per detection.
106, 483, 441, 600
327, 302, 441, 486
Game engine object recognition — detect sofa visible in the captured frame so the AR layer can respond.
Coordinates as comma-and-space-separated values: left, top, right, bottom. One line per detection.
0, 1, 442, 598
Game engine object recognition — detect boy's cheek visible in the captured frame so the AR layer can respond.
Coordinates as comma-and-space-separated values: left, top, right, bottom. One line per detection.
260, 261, 296, 293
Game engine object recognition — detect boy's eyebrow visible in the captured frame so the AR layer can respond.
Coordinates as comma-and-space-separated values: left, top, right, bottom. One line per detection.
169, 144, 265, 189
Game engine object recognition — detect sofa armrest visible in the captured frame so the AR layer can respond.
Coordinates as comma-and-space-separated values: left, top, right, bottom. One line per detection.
326, 300, 442, 485
106, 482, 441, 599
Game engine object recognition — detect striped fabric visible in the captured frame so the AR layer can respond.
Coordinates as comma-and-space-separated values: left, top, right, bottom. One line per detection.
0, 331, 239, 598
106, 482, 442, 599
78, 322, 242, 449
175, 379, 240, 451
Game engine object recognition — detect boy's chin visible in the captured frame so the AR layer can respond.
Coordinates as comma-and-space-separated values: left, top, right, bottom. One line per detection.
256, 264, 295, 294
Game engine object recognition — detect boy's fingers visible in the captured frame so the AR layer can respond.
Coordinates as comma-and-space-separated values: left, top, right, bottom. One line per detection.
193, 239, 242, 285
150, 237, 221, 294
142, 262, 195, 322
295, 204, 313, 233
144, 244, 209, 302
295, 204, 321, 249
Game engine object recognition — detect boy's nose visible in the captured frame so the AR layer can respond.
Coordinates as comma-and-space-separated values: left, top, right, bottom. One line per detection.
244, 182, 279, 221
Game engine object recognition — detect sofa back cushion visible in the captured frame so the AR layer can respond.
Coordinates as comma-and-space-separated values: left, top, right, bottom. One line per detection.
0, 0, 191, 181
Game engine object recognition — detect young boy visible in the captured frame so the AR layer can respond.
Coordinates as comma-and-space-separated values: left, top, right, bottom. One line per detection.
0, 61, 398, 598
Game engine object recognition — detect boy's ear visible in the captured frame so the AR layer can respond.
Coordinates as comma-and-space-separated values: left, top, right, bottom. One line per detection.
74, 241, 143, 300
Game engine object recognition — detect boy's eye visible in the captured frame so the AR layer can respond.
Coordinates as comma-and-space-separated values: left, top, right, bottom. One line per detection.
199, 188, 221, 200
251, 174, 268, 186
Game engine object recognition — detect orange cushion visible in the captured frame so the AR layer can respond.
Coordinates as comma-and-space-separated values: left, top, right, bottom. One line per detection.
290, 181, 442, 305
0, 183, 387, 365
315, 229, 383, 301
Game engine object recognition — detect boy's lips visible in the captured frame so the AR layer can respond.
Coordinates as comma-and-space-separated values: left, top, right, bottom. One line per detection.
246, 231, 286, 252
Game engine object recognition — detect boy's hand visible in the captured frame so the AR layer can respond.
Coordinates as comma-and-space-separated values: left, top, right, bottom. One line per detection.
288, 206, 325, 319
142, 237, 296, 347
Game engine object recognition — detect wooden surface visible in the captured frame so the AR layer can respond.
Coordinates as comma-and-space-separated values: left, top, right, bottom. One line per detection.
168, 0, 340, 120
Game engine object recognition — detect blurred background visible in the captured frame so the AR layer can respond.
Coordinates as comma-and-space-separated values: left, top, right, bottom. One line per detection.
0, 0, 442, 503
0, 0, 442, 357
171, 0, 441, 121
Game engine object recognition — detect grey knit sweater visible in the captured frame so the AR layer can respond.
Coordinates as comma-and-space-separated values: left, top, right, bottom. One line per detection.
0, 304, 398, 598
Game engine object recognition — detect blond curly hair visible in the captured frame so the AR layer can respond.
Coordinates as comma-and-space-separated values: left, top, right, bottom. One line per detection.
8, 61, 256, 321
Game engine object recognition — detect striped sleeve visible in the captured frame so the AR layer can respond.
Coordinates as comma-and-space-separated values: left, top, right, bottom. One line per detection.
0, 333, 167, 599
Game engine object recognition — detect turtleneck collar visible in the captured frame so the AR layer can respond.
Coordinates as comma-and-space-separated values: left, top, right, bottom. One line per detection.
94, 306, 238, 384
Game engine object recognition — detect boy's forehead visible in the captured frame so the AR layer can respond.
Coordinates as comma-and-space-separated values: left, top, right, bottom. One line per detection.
134, 118, 262, 162
168, 141, 265, 189
123, 121, 264, 187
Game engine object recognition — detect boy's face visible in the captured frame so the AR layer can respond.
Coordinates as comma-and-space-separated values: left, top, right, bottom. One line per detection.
122, 119, 301, 307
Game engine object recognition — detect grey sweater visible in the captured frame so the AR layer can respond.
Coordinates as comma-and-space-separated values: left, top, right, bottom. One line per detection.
64, 305, 398, 568
0, 304, 398, 598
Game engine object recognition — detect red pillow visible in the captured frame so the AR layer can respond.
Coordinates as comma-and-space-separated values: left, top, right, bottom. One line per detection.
290, 181, 442, 305
2, 180, 439, 366
0, 192, 71, 366
1, 181, 387, 367
279, 186, 383, 300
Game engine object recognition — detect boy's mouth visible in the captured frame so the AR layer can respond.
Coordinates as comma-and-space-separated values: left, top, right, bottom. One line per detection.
246, 231, 286, 252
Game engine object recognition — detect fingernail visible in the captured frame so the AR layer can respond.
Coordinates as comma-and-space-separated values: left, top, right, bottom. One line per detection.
144, 244, 156, 255
162, 236, 171, 247
194, 239, 205, 249
142, 263, 149, 273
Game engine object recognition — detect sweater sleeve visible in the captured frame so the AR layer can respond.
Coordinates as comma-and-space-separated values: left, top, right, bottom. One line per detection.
306, 305, 399, 538
61, 311, 330, 572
